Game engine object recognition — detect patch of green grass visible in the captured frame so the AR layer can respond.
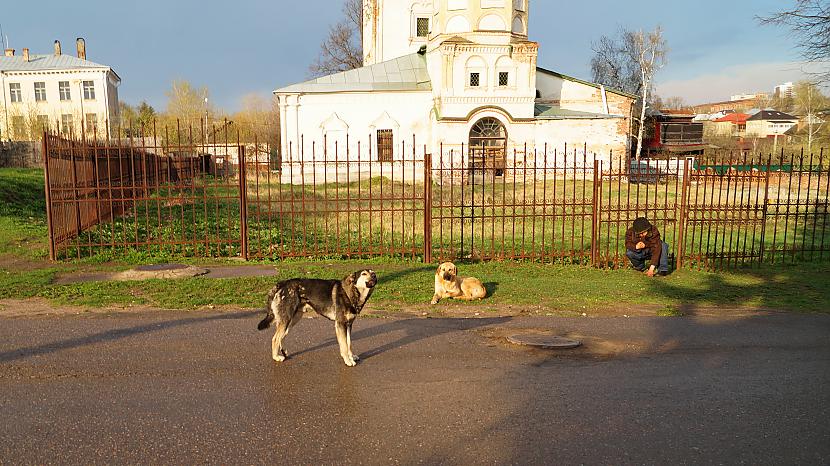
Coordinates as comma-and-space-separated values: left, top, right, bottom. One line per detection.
0, 268, 58, 299
0, 168, 48, 258
39, 279, 140, 308
13, 259, 827, 313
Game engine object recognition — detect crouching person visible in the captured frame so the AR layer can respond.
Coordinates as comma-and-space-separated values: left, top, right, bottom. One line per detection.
625, 217, 670, 277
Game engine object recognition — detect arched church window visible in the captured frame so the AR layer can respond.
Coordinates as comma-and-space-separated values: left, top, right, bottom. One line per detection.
465, 56, 487, 88
511, 15, 525, 34
470, 117, 507, 141
495, 56, 514, 87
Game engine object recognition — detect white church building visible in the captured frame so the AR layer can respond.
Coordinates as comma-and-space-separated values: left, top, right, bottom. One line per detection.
274, 0, 634, 181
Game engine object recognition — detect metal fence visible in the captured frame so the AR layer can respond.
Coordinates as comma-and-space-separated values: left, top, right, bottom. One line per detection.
42, 127, 830, 270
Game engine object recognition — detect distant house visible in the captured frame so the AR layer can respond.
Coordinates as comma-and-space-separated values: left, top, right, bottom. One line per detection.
705, 113, 750, 138
0, 38, 121, 140
745, 110, 798, 139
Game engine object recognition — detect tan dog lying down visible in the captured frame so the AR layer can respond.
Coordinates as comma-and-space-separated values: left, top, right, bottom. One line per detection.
431, 262, 486, 304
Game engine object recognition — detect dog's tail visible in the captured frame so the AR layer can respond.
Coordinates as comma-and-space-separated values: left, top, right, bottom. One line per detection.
257, 285, 280, 330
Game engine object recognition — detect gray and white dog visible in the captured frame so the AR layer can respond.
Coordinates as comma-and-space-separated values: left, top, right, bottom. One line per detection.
257, 269, 377, 366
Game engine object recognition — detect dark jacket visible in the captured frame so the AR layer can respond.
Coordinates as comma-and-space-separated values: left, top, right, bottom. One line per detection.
625, 225, 662, 268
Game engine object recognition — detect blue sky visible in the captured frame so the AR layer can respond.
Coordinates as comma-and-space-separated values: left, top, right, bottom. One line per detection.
0, 0, 813, 111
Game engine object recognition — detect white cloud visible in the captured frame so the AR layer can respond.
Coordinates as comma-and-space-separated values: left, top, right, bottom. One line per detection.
657, 61, 826, 105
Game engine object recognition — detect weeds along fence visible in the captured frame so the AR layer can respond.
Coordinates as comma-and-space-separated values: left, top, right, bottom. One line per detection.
42, 127, 830, 270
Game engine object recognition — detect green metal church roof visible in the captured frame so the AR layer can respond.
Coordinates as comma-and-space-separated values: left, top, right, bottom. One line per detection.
274, 53, 431, 94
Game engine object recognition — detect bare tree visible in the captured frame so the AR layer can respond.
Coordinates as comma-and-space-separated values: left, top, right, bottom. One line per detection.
233, 93, 280, 145
308, 0, 363, 77
164, 80, 212, 124
759, 0, 830, 83
591, 27, 668, 160
793, 80, 829, 154
662, 96, 687, 110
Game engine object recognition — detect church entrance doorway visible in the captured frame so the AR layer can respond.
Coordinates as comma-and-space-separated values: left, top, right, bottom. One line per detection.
468, 117, 507, 177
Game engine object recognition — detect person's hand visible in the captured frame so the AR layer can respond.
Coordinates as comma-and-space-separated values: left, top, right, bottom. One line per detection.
635, 241, 645, 250
645, 266, 655, 277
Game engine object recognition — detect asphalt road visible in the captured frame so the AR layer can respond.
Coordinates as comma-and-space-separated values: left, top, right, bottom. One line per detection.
0, 310, 828, 465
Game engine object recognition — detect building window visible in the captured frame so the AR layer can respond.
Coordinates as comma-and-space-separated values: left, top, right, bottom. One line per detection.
85, 114, 98, 134
498, 72, 509, 86
470, 72, 480, 87
59, 81, 71, 101
377, 129, 393, 162
36, 115, 49, 133
34, 82, 47, 102
416, 17, 430, 37
9, 83, 22, 103
11, 116, 25, 139
83, 81, 95, 100
61, 114, 74, 135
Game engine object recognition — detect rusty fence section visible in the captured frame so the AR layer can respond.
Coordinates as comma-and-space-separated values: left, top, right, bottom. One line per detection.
43, 126, 248, 260
431, 144, 597, 264
243, 138, 427, 261
43, 127, 830, 270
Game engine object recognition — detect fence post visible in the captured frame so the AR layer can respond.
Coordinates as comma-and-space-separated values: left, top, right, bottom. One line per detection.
42, 132, 56, 261
69, 140, 83, 239
591, 158, 600, 267
423, 153, 432, 263
759, 167, 771, 266
676, 157, 691, 269
238, 145, 249, 260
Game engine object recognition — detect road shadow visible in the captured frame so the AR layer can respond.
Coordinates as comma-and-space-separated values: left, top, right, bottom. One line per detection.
287, 316, 511, 361
483, 281, 499, 298
0, 310, 259, 363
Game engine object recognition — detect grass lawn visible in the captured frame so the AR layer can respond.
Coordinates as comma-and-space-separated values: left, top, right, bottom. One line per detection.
2, 167, 830, 314
28, 259, 830, 314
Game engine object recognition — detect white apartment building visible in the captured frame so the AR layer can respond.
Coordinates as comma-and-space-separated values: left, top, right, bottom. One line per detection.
0, 38, 121, 140
774, 82, 795, 100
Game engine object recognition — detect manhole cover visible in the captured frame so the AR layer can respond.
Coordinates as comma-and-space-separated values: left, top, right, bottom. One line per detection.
134, 263, 188, 272
507, 334, 582, 349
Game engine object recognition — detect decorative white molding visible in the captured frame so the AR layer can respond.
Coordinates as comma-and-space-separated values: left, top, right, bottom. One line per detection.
446, 15, 471, 33
478, 14, 507, 31
319, 112, 349, 131
369, 111, 401, 131
442, 96, 534, 104
448, 0, 468, 10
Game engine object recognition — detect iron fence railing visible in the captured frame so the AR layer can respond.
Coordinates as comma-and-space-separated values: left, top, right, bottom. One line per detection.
42, 125, 830, 271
